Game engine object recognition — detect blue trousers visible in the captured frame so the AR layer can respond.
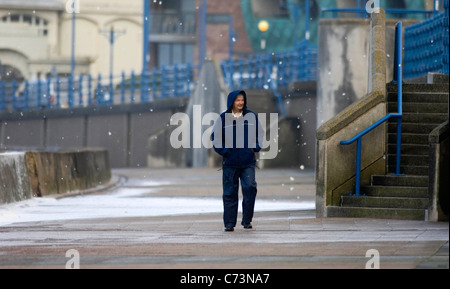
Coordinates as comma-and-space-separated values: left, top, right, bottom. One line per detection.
222, 166, 257, 228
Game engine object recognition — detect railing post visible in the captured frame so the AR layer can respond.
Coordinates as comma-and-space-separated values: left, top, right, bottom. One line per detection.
88, 74, 92, 106
46, 77, 51, 108
141, 70, 148, 102
152, 67, 157, 100
24, 80, 29, 111
355, 137, 362, 196
160, 66, 167, 99
12, 79, 16, 111
394, 21, 403, 176
68, 74, 74, 108
174, 64, 180, 97
248, 56, 254, 88
79, 74, 84, 107
0, 81, 5, 112
186, 63, 193, 96
227, 58, 234, 90
45, 77, 52, 108
56, 76, 61, 108
238, 58, 244, 89
96, 74, 102, 105
37, 78, 42, 109
130, 70, 135, 103
109, 72, 114, 105
121, 71, 126, 105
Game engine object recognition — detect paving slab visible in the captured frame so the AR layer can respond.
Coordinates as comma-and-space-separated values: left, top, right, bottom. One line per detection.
0, 168, 448, 270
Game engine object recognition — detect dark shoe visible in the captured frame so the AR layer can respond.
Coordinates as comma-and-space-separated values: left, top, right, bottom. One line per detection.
224, 227, 234, 232
242, 222, 253, 229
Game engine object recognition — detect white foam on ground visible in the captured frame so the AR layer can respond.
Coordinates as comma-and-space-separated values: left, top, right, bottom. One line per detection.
0, 187, 314, 226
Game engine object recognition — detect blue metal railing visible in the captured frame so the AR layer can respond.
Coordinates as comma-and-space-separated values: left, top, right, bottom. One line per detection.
221, 40, 317, 116
321, 8, 437, 19
340, 22, 404, 197
404, 8, 449, 78
0, 63, 196, 113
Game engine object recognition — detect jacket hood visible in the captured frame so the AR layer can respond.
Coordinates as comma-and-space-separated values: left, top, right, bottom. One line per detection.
226, 90, 247, 112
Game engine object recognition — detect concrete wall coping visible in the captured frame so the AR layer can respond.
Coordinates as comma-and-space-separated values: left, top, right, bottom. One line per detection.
317, 90, 385, 140
319, 18, 370, 26
0, 97, 189, 121
319, 16, 419, 26
429, 120, 449, 144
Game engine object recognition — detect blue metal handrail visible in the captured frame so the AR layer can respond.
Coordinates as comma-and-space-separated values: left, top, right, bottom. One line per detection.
340, 22, 403, 197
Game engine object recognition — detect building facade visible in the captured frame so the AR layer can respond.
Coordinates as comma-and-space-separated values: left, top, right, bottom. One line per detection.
0, 0, 142, 81
0, 0, 436, 83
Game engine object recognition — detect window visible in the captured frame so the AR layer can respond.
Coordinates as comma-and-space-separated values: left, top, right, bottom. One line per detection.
1, 13, 49, 36
156, 43, 194, 67
384, 0, 406, 9
251, 0, 290, 18
0, 64, 24, 83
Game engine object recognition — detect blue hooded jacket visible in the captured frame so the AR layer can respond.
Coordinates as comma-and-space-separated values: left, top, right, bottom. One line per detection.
212, 90, 263, 168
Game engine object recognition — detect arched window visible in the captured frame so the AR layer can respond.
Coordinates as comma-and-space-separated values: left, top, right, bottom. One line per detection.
1, 13, 49, 36
0, 64, 24, 83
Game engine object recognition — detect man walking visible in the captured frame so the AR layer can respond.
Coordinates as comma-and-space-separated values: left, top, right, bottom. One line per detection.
212, 90, 263, 232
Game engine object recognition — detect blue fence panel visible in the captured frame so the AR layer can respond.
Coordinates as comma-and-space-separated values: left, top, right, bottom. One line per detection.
443, 0, 449, 74
321, 8, 436, 19
221, 40, 318, 92
0, 63, 196, 113
404, 3, 449, 79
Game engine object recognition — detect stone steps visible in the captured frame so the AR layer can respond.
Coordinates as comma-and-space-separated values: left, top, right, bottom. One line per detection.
327, 82, 448, 221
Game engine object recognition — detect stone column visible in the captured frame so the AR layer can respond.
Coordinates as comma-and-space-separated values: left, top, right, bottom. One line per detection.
368, 8, 386, 96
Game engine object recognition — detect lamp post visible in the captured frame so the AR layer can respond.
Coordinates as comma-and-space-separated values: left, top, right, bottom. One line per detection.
69, 0, 77, 108
305, 0, 310, 41
143, 0, 150, 73
228, 15, 237, 60
99, 26, 126, 77
258, 20, 269, 50
198, 0, 207, 66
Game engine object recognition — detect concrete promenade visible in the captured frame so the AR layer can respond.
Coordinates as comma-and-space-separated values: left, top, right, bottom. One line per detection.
0, 168, 448, 270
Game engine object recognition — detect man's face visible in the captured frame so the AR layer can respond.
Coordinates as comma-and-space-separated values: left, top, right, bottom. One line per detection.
233, 95, 245, 112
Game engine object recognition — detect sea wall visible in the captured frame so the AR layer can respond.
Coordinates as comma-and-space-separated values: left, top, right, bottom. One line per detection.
0, 148, 111, 204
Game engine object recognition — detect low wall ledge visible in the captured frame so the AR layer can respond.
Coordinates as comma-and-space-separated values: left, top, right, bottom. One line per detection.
317, 91, 385, 140
429, 120, 449, 144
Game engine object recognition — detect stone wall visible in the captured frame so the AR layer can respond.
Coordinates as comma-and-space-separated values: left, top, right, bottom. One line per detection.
0, 148, 111, 204
0, 99, 188, 168
316, 11, 420, 127
315, 10, 389, 217
0, 152, 32, 204
428, 121, 449, 221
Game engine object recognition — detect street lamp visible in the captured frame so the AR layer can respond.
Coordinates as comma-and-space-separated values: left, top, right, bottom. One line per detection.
99, 26, 126, 77
258, 20, 269, 50
198, 0, 207, 66
304, 0, 310, 41
143, 0, 150, 73
228, 15, 238, 60
69, 0, 77, 108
